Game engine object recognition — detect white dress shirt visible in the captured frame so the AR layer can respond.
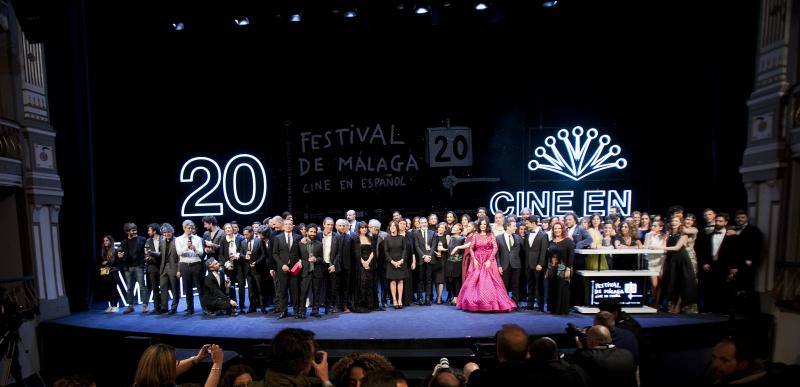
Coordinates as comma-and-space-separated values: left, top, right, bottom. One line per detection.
322, 232, 333, 264
711, 231, 725, 260
176, 234, 203, 263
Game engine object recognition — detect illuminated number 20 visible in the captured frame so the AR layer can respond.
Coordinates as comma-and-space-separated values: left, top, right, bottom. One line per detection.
180, 154, 267, 216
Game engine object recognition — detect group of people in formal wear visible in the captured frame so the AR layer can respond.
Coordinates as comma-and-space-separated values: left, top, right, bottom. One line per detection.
96, 205, 762, 318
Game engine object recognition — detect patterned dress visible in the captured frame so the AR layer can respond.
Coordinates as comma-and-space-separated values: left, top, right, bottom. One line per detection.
456, 233, 516, 312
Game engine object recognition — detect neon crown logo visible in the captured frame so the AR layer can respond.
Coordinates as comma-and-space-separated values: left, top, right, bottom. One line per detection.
527, 126, 627, 181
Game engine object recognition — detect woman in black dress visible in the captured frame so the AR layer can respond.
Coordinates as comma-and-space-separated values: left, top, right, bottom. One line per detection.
546, 221, 575, 315
662, 215, 698, 314
384, 221, 408, 309
432, 222, 449, 304
98, 235, 121, 312
446, 223, 466, 305
613, 221, 642, 269
353, 222, 378, 313
399, 219, 415, 307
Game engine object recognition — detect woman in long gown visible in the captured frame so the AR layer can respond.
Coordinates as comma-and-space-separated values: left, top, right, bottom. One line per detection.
546, 221, 575, 315
457, 218, 516, 312
643, 220, 667, 308
662, 215, 698, 314
586, 214, 609, 271
352, 222, 378, 313
384, 221, 408, 309
446, 223, 466, 305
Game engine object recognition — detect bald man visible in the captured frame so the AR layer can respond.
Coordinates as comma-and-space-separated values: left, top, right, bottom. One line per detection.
572, 325, 636, 387
466, 324, 536, 386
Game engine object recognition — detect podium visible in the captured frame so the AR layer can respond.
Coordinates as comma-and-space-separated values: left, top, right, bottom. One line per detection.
573, 248, 664, 314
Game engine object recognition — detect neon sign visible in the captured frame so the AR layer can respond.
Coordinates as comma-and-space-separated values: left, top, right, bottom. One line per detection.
489, 126, 633, 217
527, 126, 627, 181
180, 154, 267, 217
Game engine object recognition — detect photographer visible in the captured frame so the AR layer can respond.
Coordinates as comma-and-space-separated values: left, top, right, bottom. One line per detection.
570, 325, 636, 387
263, 328, 331, 387
465, 324, 536, 387
529, 337, 588, 387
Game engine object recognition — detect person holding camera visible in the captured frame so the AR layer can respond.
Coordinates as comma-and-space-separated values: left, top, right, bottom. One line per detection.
263, 328, 331, 387
570, 325, 636, 387
529, 337, 589, 387
133, 343, 224, 387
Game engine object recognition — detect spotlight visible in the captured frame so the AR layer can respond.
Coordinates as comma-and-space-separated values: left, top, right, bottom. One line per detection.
415, 6, 429, 15
171, 22, 185, 31
542, 1, 558, 7
475, 2, 488, 11
290, 13, 302, 22
344, 9, 357, 18
234, 17, 250, 26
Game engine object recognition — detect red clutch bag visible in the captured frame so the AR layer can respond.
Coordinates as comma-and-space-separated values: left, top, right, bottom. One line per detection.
290, 261, 303, 277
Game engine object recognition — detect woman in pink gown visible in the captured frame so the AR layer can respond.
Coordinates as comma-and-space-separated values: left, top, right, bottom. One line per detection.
457, 218, 517, 312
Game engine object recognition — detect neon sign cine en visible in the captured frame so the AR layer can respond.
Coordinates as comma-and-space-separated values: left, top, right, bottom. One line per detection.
490, 126, 633, 217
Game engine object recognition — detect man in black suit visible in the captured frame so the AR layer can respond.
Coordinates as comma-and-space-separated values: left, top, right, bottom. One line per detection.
299, 224, 323, 319
464, 324, 538, 387
697, 213, 739, 313
201, 258, 237, 315
219, 223, 245, 314
255, 225, 273, 313
158, 223, 181, 314
733, 210, 763, 312
369, 220, 389, 308
571, 325, 637, 387
318, 218, 338, 314
334, 219, 355, 312
523, 217, 549, 310
414, 220, 436, 305
496, 222, 523, 307
144, 223, 162, 314
272, 219, 301, 319
202, 215, 225, 262
239, 226, 264, 314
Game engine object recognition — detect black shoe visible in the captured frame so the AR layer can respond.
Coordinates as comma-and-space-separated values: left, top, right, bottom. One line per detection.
301, 314, 307, 319
247, 308, 256, 314
325, 307, 332, 315
278, 312, 289, 319
168, 309, 177, 315
261, 307, 269, 314
240, 309, 248, 315
234, 310, 240, 316
187, 310, 194, 315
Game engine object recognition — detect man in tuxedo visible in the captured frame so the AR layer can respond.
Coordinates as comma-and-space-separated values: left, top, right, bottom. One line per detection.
318, 218, 337, 314
733, 210, 763, 312
158, 223, 181, 314
201, 258, 237, 316
496, 222, 523, 307
143, 223, 162, 314
255, 225, 274, 313
334, 219, 355, 312
299, 224, 323, 318
369, 219, 389, 308
414, 219, 436, 305
118, 223, 148, 314
202, 216, 225, 262
697, 213, 739, 313
524, 217, 549, 310
239, 226, 264, 314
272, 219, 301, 319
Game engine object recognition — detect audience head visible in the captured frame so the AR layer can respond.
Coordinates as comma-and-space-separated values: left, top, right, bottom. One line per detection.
594, 311, 616, 331
529, 337, 559, 365
221, 364, 255, 387
134, 343, 177, 387
462, 362, 480, 380
332, 353, 395, 387
270, 328, 318, 376
710, 337, 757, 381
496, 324, 529, 363
53, 374, 96, 387
586, 325, 612, 348
429, 370, 463, 387
362, 370, 408, 387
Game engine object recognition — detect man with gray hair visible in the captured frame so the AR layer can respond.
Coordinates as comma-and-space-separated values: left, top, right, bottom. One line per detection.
158, 223, 181, 314
369, 219, 389, 308
176, 219, 206, 315
335, 218, 355, 312
571, 325, 636, 387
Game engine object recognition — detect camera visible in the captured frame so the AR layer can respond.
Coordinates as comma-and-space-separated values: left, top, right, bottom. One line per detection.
566, 323, 588, 348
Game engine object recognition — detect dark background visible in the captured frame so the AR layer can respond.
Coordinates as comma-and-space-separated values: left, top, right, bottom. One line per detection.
24, 0, 758, 309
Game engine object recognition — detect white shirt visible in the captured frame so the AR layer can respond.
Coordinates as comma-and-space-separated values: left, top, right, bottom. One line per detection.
349, 220, 357, 233
505, 232, 514, 251
284, 232, 293, 249
212, 271, 221, 287
711, 231, 725, 260
528, 227, 540, 247
322, 232, 333, 264
176, 234, 203, 263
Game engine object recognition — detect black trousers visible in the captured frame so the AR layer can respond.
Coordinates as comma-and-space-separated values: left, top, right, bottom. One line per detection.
416, 263, 433, 297
146, 266, 161, 310
526, 268, 545, 307
376, 263, 390, 304
232, 265, 262, 310
502, 267, 522, 302
335, 269, 351, 309
446, 276, 462, 299
259, 266, 274, 308
322, 264, 335, 309
160, 273, 180, 311
291, 274, 311, 315
179, 262, 203, 310
275, 270, 290, 314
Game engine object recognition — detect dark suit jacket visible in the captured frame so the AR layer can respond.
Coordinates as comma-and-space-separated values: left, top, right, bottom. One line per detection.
219, 235, 245, 265
145, 236, 163, 269
523, 229, 549, 269
333, 231, 355, 271
496, 233, 523, 270
414, 229, 436, 262
272, 232, 301, 270
570, 226, 593, 250
202, 227, 226, 259
697, 230, 738, 271
119, 236, 147, 267
239, 237, 264, 270
300, 240, 324, 277
737, 224, 763, 267
159, 238, 179, 276
201, 271, 230, 308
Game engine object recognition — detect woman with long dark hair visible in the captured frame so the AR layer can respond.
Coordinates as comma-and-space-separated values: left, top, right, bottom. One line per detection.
98, 235, 120, 312
546, 221, 575, 314
353, 222, 378, 313
384, 221, 408, 309
456, 218, 516, 312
